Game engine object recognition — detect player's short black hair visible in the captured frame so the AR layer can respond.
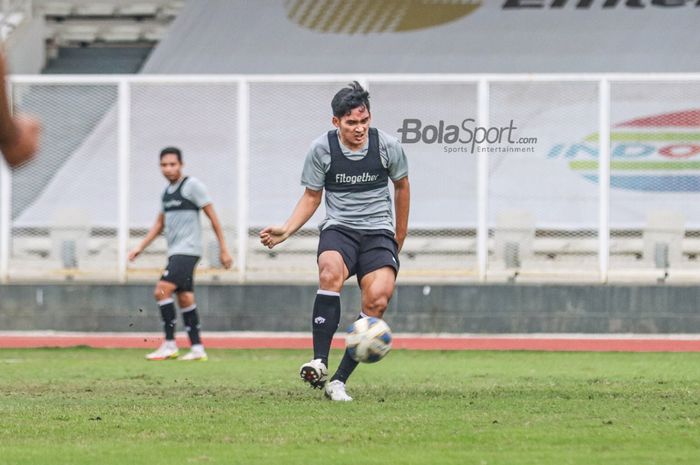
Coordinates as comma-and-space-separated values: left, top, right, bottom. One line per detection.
160, 146, 182, 162
331, 81, 370, 118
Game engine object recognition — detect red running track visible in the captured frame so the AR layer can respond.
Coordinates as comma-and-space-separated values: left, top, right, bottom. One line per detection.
1, 332, 700, 352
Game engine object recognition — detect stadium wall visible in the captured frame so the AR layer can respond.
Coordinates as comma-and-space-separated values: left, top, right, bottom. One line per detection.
1, 283, 698, 334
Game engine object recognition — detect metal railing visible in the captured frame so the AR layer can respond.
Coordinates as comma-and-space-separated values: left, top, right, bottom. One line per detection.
3, 73, 700, 283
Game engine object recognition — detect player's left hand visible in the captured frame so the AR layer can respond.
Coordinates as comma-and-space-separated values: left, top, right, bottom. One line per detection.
220, 249, 233, 269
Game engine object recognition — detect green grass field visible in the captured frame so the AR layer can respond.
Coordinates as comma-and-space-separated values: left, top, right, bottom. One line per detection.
1, 348, 699, 465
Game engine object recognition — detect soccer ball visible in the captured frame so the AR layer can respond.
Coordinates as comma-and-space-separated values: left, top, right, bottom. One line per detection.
345, 317, 392, 363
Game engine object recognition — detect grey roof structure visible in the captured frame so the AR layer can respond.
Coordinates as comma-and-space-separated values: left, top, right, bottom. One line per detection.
142, 0, 700, 74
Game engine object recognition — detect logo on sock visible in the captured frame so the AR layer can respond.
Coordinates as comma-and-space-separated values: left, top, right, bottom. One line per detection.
314, 316, 326, 325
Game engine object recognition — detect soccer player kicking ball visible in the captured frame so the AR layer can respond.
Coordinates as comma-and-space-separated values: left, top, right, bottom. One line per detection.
260, 82, 410, 401
129, 147, 233, 361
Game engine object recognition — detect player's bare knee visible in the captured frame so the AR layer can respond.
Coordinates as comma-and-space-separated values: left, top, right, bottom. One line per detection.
318, 266, 343, 291
154, 286, 171, 301
154, 279, 177, 300
177, 294, 194, 308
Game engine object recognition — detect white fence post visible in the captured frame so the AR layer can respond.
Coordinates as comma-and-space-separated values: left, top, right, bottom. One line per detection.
598, 78, 611, 283
117, 80, 130, 283
236, 78, 250, 282
0, 158, 10, 283
477, 78, 490, 282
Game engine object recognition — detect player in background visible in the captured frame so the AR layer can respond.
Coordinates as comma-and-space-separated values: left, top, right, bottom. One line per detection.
260, 82, 410, 401
0, 52, 40, 167
129, 147, 233, 361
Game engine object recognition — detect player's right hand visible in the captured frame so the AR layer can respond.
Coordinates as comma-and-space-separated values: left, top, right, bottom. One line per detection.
220, 249, 233, 269
260, 225, 289, 249
127, 248, 142, 261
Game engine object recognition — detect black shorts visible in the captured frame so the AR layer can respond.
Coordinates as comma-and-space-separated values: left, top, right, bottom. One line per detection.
161, 254, 200, 292
317, 226, 399, 282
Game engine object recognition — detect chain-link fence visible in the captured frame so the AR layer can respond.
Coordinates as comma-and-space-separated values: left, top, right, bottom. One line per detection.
488, 81, 599, 281
10, 82, 119, 280
608, 81, 700, 282
3, 75, 700, 283
370, 81, 479, 278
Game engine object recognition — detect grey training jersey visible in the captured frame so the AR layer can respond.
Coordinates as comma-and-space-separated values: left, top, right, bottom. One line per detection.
301, 128, 409, 231
162, 176, 212, 257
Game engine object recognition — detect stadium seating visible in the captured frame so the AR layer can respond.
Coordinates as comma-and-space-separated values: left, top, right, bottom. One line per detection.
37, 0, 182, 47
0, 10, 27, 40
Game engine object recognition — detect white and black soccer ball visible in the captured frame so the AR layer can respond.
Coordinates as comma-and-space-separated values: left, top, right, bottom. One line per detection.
345, 317, 392, 363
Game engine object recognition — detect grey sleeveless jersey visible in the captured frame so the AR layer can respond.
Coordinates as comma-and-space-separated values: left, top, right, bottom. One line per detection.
161, 176, 212, 257
301, 128, 408, 232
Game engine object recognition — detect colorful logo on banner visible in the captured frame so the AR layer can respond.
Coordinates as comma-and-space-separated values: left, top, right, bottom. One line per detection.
548, 110, 700, 192
286, 0, 481, 34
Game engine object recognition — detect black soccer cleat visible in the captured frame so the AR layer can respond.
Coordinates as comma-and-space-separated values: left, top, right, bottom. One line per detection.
299, 359, 328, 389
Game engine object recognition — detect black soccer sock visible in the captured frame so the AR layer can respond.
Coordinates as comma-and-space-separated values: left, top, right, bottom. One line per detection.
312, 291, 341, 366
182, 305, 202, 346
331, 350, 359, 384
331, 313, 364, 383
158, 298, 177, 341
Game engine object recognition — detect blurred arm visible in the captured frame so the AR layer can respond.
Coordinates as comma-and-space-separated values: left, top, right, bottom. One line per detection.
128, 213, 164, 261
0, 53, 40, 167
393, 176, 410, 253
203, 203, 233, 269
